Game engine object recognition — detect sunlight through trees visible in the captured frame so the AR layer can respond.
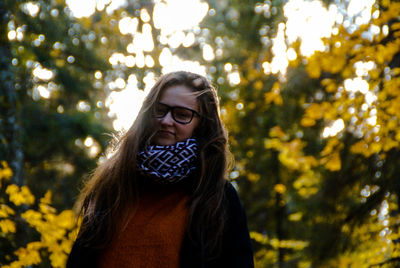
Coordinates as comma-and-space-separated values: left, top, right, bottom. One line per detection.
1, 0, 400, 267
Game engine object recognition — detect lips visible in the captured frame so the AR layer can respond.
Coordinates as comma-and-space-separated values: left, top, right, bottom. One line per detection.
157, 130, 175, 137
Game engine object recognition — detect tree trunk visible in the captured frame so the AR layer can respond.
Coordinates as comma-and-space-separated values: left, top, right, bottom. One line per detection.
272, 150, 287, 268
0, 1, 25, 185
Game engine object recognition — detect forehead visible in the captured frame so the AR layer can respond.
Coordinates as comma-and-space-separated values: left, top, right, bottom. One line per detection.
159, 85, 198, 110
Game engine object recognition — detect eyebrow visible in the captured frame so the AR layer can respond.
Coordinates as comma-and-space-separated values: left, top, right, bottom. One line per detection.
158, 102, 199, 114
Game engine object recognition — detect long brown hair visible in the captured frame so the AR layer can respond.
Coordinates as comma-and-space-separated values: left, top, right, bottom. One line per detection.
76, 71, 232, 258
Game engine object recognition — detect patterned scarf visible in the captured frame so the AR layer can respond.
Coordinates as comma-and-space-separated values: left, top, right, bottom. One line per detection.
137, 138, 198, 184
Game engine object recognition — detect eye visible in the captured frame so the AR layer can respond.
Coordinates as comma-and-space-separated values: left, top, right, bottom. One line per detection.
154, 104, 169, 117
174, 108, 192, 120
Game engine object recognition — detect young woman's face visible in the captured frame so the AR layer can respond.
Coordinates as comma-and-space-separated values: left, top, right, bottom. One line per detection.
151, 85, 200, 146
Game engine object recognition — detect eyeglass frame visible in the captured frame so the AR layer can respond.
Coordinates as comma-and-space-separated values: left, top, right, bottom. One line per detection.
152, 102, 200, 124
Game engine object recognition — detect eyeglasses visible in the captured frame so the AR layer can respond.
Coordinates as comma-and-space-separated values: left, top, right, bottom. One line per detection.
153, 102, 200, 124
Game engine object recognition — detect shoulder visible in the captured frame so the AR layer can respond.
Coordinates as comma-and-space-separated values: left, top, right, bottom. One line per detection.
224, 180, 237, 194
223, 181, 243, 210
224, 181, 238, 193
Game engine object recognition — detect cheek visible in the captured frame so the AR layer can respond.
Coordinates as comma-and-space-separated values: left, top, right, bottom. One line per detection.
185, 120, 200, 137
150, 118, 161, 131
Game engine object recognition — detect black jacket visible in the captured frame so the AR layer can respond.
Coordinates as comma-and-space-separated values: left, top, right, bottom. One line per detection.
67, 182, 254, 268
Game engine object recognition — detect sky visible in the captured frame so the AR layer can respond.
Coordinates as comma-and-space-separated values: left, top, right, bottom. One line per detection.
63, 0, 376, 132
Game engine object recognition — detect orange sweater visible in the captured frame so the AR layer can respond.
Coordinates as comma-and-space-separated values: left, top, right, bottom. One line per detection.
98, 185, 190, 268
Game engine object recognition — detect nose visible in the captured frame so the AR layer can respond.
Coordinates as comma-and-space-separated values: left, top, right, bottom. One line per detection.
160, 111, 174, 126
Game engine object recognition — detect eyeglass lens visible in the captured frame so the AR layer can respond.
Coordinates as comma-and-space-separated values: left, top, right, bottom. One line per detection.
154, 103, 196, 124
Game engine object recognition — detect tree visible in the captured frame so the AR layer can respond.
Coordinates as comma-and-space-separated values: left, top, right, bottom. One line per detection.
0, 0, 112, 264
2, 0, 400, 267
0, 161, 77, 267
181, 0, 400, 266
294, 1, 400, 265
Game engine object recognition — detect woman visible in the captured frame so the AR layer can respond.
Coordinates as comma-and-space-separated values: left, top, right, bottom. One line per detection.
67, 71, 254, 267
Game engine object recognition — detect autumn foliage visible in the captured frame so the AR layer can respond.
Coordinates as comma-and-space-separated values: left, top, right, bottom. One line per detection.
0, 162, 78, 267
2, 0, 400, 267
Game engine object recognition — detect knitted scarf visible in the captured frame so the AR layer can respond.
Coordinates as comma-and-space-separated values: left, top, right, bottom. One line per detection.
138, 138, 198, 184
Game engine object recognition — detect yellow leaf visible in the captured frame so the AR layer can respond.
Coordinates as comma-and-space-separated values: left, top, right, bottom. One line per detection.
304, 156, 319, 167
0, 219, 16, 234
277, 239, 309, 250
250, 231, 269, 245
392, 68, 400, 75
26, 241, 43, 250
382, 138, 399, 151
254, 80, 263, 90
326, 82, 337, 93
6, 185, 23, 206
264, 82, 283, 105
55, 59, 65, 68
370, 142, 382, 154
288, 212, 303, 221
264, 91, 283, 105
14, 247, 41, 266
6, 184, 35, 206
341, 66, 353, 79
40, 203, 57, 214
350, 141, 369, 156
40, 190, 53, 204
381, 0, 390, 7
300, 117, 316, 127
264, 138, 282, 150
20, 186, 35, 205
306, 57, 321, 78
0, 204, 15, 218
323, 152, 341, 171
5, 184, 18, 194
56, 210, 76, 230
269, 126, 287, 140
50, 251, 68, 268
273, 94, 283, 105
272, 81, 280, 91
396, 131, 400, 142
246, 150, 254, 158
61, 238, 74, 253
321, 78, 333, 86
274, 183, 287, 194
321, 54, 346, 74
321, 138, 341, 157
369, 69, 380, 79
21, 210, 43, 226
298, 187, 319, 198
304, 103, 324, 120
0, 161, 13, 181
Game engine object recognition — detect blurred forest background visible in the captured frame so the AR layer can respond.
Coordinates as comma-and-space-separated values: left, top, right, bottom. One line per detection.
1, 0, 400, 267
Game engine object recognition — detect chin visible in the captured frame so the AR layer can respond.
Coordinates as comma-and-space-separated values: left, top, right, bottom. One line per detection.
152, 137, 176, 146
